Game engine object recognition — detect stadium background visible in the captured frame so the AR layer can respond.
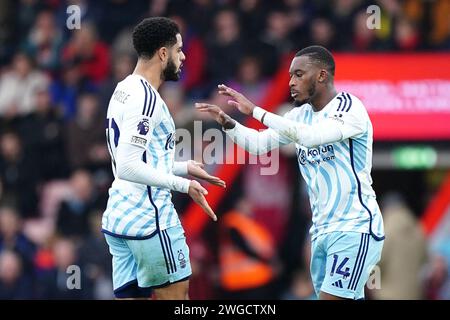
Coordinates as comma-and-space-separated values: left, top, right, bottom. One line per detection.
0, 0, 449, 299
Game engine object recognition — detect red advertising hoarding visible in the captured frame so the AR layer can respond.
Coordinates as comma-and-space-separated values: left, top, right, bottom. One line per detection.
334, 53, 450, 140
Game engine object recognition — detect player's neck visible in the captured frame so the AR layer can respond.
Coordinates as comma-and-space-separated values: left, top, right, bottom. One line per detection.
133, 59, 163, 90
310, 87, 337, 112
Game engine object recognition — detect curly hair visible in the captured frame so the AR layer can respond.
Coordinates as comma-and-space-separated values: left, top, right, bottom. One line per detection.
132, 17, 180, 59
295, 45, 335, 76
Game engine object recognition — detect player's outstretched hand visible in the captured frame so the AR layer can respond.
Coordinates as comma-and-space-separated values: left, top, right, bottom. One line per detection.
195, 103, 236, 129
187, 160, 226, 188
217, 84, 257, 115
188, 180, 217, 221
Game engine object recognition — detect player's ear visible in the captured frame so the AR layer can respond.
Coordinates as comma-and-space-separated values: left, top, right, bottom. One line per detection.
157, 47, 168, 63
318, 69, 328, 83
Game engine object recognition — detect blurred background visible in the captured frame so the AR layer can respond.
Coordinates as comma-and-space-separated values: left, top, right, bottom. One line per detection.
0, 0, 449, 300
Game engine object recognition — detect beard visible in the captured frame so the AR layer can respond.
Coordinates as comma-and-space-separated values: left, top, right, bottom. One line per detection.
294, 81, 316, 107
162, 56, 181, 81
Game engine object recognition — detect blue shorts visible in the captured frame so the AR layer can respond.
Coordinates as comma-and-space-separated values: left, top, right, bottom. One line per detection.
310, 231, 383, 299
104, 224, 192, 298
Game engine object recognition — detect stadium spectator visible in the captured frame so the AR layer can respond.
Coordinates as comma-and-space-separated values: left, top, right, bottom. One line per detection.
423, 254, 450, 300
205, 8, 243, 86
169, 14, 207, 95
0, 52, 49, 119
429, 0, 450, 48
218, 198, 279, 299
242, 160, 293, 246
61, 22, 110, 84
35, 236, 93, 299
55, 169, 96, 239
256, 7, 295, 76
0, 132, 39, 217
374, 193, 428, 299
182, 0, 215, 38
229, 55, 269, 106
237, 0, 268, 44
186, 237, 218, 300
64, 93, 109, 170
309, 17, 339, 50
49, 58, 97, 121
18, 86, 67, 181
393, 16, 420, 50
96, 0, 147, 44
281, 238, 315, 300
0, 205, 37, 275
351, 10, 379, 51
22, 10, 64, 73
0, 250, 33, 299
78, 209, 113, 300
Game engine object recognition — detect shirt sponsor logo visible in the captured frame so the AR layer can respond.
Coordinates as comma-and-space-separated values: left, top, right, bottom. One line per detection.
298, 145, 335, 165
165, 132, 176, 150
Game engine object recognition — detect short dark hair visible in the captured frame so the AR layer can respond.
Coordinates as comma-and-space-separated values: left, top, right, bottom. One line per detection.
132, 17, 180, 59
295, 45, 335, 76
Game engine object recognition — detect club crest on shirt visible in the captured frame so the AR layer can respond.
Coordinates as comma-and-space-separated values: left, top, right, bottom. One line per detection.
137, 118, 150, 135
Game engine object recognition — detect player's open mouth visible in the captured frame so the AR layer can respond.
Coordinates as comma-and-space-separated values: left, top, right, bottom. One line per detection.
291, 91, 299, 98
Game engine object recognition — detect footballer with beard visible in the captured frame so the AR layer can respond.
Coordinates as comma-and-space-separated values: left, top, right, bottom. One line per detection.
102, 17, 225, 300
197, 45, 384, 300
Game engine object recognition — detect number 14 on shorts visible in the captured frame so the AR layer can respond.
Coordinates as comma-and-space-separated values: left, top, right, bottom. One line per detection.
330, 254, 350, 279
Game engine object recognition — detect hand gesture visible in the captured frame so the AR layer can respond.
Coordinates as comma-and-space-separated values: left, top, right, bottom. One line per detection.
195, 103, 235, 129
217, 84, 256, 115
188, 180, 217, 221
187, 160, 226, 188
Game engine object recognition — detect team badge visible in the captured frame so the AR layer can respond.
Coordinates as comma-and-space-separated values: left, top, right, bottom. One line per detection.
178, 249, 187, 269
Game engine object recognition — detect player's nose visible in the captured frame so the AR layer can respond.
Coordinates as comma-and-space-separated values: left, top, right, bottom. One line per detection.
289, 76, 296, 87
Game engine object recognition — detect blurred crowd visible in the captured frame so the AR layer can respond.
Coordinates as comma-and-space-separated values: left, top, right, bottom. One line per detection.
0, 0, 449, 299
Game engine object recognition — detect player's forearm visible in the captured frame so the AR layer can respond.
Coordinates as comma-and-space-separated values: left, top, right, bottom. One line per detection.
224, 122, 278, 155
253, 107, 343, 147
116, 143, 190, 193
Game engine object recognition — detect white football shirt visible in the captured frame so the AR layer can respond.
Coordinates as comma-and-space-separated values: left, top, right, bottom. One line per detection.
226, 92, 385, 241
102, 74, 181, 239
